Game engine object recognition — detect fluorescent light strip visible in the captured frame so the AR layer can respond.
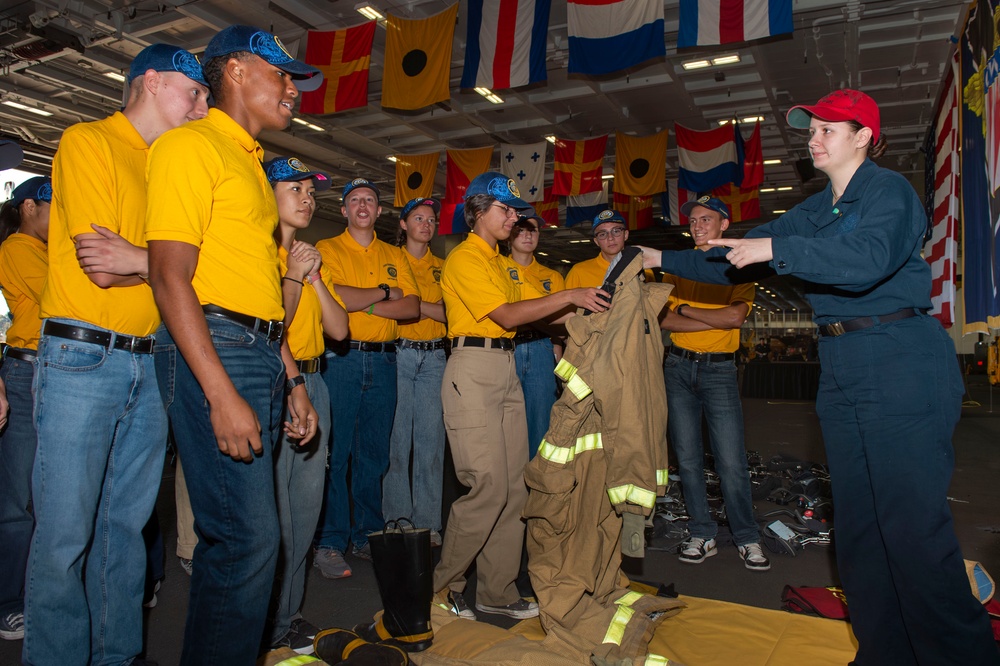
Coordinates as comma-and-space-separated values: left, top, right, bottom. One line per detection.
711, 54, 740, 66
474, 87, 503, 104
386, 155, 398, 162
356, 3, 384, 20
682, 59, 711, 70
763, 159, 781, 165
104, 71, 126, 82
546, 135, 556, 144
777, 186, 793, 191
2, 100, 52, 116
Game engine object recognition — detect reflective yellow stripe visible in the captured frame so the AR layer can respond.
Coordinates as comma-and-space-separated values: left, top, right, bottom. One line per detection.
645, 655, 670, 666
274, 657, 322, 665
614, 590, 644, 607
607, 484, 657, 509
537, 434, 603, 465
602, 603, 634, 645
656, 468, 670, 486
554, 358, 577, 381
565, 373, 592, 400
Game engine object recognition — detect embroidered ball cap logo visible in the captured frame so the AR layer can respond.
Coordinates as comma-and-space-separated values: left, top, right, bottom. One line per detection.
172, 50, 204, 85
250, 31, 294, 64
487, 177, 520, 200
288, 158, 308, 173
698, 195, 711, 204
598, 210, 615, 221
352, 178, 368, 186
38, 181, 53, 202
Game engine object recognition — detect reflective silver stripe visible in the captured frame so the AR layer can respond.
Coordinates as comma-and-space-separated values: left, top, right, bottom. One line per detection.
537, 433, 603, 465
607, 483, 657, 509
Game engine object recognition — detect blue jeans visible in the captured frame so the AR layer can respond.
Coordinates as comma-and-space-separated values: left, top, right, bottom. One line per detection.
817, 316, 998, 665
24, 319, 167, 666
513, 338, 557, 459
663, 352, 759, 546
0, 354, 37, 616
154, 318, 284, 665
271, 371, 330, 643
383, 345, 446, 531
317, 348, 396, 552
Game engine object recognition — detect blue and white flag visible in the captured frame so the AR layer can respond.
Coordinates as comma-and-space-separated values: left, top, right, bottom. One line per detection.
567, 0, 665, 76
566, 185, 608, 227
500, 142, 547, 203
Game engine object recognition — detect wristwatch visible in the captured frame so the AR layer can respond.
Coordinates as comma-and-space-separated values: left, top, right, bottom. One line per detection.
377, 283, 391, 301
285, 375, 306, 392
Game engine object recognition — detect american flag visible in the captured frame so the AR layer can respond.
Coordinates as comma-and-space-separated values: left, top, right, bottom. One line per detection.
924, 53, 959, 328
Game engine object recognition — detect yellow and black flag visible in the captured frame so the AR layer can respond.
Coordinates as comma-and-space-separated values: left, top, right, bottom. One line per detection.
614, 129, 667, 196
394, 152, 440, 207
382, 4, 458, 111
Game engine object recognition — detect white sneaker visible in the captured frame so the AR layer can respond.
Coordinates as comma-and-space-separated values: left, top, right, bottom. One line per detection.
678, 537, 717, 564
738, 542, 771, 571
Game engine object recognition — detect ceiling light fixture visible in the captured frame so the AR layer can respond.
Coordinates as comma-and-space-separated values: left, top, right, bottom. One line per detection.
763, 159, 781, 165
545, 135, 557, 144
777, 186, 793, 191
742, 115, 763, 123
681, 59, 711, 70
537, 251, 548, 256
386, 155, 398, 162
292, 117, 324, 131
474, 87, 504, 104
103, 71, 126, 82
355, 3, 385, 21
711, 54, 741, 66
2, 100, 53, 116
561, 259, 571, 264
601, 173, 614, 180
760, 187, 775, 193
773, 209, 787, 214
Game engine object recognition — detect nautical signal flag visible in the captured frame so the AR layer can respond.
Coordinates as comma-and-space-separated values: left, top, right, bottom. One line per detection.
567, 0, 665, 76
711, 183, 760, 222
552, 135, 607, 196
678, 0, 793, 48
393, 152, 439, 207
614, 129, 667, 196
566, 185, 608, 227
439, 146, 493, 235
676, 123, 744, 192
534, 186, 559, 227
300, 22, 376, 114
382, 4, 458, 111
500, 142, 546, 202
461, 0, 550, 90
664, 179, 696, 225
612, 191, 654, 230
741, 121, 764, 188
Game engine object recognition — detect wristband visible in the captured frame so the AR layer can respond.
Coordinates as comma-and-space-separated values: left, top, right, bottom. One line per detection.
285, 375, 306, 392
676, 303, 688, 316
282, 276, 303, 286
367, 303, 376, 315
305, 272, 322, 285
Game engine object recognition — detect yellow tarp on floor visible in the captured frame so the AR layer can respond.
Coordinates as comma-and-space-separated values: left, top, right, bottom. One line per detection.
510, 593, 859, 665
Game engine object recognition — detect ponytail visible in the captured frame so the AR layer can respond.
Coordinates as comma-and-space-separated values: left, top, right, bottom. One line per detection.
0, 200, 21, 245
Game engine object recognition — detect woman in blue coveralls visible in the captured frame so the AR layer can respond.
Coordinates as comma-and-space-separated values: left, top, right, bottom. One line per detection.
639, 90, 999, 665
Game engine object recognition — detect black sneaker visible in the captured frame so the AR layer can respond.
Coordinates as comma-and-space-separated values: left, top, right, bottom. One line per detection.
0, 611, 24, 640
287, 617, 320, 654
434, 589, 476, 620
678, 537, 717, 564
475, 598, 539, 619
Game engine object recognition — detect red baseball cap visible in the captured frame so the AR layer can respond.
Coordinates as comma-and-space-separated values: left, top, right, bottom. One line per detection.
786, 89, 880, 143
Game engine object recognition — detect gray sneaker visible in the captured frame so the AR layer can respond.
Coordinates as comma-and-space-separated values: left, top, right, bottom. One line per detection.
178, 557, 193, 576
313, 548, 352, 579
475, 598, 539, 619
738, 542, 771, 571
351, 542, 372, 562
0, 611, 24, 640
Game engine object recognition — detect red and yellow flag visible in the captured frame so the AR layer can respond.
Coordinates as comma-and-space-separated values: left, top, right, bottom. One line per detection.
439, 146, 493, 234
300, 21, 376, 114
382, 4, 458, 111
711, 183, 760, 223
552, 135, 607, 196
534, 186, 559, 227
614, 129, 667, 196
612, 191, 654, 230
394, 152, 439, 207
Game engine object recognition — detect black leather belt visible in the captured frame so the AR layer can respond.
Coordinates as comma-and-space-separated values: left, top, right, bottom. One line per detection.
453, 336, 514, 351
42, 320, 155, 354
1, 345, 36, 362
668, 346, 734, 363
297, 357, 321, 373
203, 304, 284, 343
818, 308, 922, 337
512, 330, 547, 345
397, 338, 447, 351
339, 340, 396, 353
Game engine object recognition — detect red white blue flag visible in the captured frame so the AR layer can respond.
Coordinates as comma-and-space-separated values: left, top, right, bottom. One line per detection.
567, 0, 665, 76
675, 123, 744, 193
678, 0, 793, 48
462, 0, 550, 90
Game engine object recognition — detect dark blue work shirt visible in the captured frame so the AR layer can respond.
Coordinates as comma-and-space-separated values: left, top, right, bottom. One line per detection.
659, 159, 932, 325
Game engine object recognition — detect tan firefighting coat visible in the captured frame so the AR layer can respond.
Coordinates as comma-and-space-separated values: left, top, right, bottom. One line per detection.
524, 249, 684, 664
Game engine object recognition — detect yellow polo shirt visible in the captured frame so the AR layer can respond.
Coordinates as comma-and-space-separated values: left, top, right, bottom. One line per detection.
279, 246, 344, 361
564, 254, 609, 290
0, 234, 47, 349
145, 108, 283, 321
398, 247, 446, 342
519, 257, 564, 295
317, 231, 418, 342
662, 274, 754, 353
41, 112, 159, 336
442, 233, 539, 339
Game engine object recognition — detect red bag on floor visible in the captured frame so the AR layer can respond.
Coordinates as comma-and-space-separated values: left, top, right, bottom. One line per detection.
985, 598, 1000, 642
781, 585, 850, 620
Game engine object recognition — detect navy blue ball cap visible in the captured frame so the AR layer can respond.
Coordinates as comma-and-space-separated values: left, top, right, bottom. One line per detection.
204, 25, 323, 92
680, 195, 731, 220
401, 197, 440, 220
128, 44, 208, 87
465, 171, 531, 209
0, 140, 24, 171
263, 156, 332, 190
8, 176, 52, 208
342, 177, 381, 202
591, 209, 626, 230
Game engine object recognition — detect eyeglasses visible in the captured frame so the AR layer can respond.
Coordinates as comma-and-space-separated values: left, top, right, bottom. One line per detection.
594, 227, 626, 241
491, 202, 518, 218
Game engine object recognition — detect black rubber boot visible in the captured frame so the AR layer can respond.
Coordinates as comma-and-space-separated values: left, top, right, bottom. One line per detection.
313, 628, 409, 666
